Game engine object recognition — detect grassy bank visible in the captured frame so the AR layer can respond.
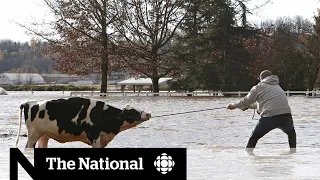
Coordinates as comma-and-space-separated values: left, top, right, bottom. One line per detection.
0, 84, 99, 91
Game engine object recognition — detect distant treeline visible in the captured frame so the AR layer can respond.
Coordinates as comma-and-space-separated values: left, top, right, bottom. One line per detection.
0, 40, 54, 74
1, 1, 320, 92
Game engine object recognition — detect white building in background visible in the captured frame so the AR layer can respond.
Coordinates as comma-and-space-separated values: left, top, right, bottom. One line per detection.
117, 77, 173, 86
0, 87, 7, 95
117, 77, 173, 91
0, 73, 45, 85
40, 72, 126, 85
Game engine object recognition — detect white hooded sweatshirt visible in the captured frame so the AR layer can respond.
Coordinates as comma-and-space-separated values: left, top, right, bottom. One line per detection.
232, 75, 291, 117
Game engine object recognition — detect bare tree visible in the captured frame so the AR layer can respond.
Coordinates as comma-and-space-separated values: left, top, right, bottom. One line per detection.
17, 0, 119, 93
113, 0, 188, 92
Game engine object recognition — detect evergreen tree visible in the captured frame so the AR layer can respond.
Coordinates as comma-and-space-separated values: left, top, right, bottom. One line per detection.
172, 0, 258, 91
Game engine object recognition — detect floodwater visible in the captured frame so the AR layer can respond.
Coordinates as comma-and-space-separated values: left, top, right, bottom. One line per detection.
0, 91, 320, 180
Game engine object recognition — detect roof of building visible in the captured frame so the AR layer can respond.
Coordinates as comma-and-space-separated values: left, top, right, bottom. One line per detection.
0, 87, 7, 95
117, 77, 173, 86
1, 73, 45, 82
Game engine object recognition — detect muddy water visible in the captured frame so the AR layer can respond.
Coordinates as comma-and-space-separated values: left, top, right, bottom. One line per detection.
0, 91, 319, 179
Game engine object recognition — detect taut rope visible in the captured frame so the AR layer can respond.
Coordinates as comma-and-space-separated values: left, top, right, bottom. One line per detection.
152, 107, 226, 118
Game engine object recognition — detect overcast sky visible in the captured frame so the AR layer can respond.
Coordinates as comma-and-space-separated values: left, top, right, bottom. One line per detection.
1, 0, 320, 43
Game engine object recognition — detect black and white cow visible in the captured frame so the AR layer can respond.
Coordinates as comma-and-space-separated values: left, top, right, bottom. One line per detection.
15, 97, 151, 148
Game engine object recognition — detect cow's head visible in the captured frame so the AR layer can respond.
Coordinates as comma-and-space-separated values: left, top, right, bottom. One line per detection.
121, 105, 151, 122
119, 105, 151, 132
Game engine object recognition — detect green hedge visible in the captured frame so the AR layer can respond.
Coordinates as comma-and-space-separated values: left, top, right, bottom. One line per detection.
1, 84, 98, 91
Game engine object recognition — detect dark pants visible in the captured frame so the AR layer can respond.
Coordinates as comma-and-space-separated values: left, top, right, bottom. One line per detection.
246, 113, 296, 151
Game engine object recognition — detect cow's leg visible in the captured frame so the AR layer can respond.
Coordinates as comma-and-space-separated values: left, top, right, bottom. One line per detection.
38, 135, 49, 148
100, 134, 116, 148
91, 136, 102, 148
25, 130, 43, 149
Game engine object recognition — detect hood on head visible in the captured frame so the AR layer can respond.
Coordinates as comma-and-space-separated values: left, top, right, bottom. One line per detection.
125, 105, 132, 110
260, 75, 279, 85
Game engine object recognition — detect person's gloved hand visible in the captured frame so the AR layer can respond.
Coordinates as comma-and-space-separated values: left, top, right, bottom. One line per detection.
226, 104, 235, 110
248, 103, 257, 109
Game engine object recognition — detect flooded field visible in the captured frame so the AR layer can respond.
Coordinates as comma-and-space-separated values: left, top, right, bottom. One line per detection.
0, 91, 319, 179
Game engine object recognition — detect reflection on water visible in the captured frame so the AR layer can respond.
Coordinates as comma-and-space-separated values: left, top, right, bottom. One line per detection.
0, 91, 320, 179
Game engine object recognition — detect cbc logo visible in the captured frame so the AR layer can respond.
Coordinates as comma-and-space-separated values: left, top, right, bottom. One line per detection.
154, 153, 175, 174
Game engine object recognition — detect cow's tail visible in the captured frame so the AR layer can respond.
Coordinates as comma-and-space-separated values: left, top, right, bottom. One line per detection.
15, 104, 25, 148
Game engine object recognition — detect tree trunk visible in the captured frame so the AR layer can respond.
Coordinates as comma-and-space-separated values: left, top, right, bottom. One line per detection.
308, 68, 319, 90
151, 53, 159, 93
100, 56, 108, 93
100, 38, 109, 93
152, 77, 160, 93
100, 36, 109, 94
100, 0, 108, 94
